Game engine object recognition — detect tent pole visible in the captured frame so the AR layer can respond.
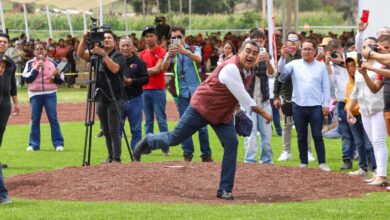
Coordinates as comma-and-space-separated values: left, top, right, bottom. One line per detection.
188, 0, 191, 35
0, 1, 6, 33
99, 0, 104, 25
267, 0, 273, 59
66, 10, 74, 36
23, 4, 29, 40
124, 0, 128, 34
83, 12, 87, 31
46, 6, 53, 39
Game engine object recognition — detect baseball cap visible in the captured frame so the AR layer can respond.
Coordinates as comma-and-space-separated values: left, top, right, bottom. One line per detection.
142, 26, 157, 37
320, 37, 333, 46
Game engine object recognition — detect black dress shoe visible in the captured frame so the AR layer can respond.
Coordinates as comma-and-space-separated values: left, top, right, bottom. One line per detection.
134, 138, 150, 161
340, 159, 352, 170
183, 154, 193, 162
217, 190, 234, 200
1, 163, 8, 168
201, 155, 213, 162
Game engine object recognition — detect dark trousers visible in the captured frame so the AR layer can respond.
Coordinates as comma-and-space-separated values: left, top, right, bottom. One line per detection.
0, 165, 8, 200
292, 103, 326, 164
147, 106, 238, 192
270, 99, 282, 135
97, 100, 124, 161
0, 101, 11, 147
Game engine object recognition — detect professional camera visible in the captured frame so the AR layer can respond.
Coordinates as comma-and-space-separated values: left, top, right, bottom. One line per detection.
87, 17, 111, 50
367, 44, 379, 53
330, 51, 338, 59
154, 16, 162, 24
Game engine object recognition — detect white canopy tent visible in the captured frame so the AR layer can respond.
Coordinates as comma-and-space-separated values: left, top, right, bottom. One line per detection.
4, 0, 120, 38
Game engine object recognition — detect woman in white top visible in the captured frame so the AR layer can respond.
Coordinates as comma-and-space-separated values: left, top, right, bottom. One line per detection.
217, 40, 236, 66
348, 38, 388, 186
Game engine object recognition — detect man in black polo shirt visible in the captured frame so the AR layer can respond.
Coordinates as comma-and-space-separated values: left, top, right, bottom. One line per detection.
119, 36, 149, 150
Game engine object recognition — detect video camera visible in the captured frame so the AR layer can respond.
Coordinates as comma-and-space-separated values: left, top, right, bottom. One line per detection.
154, 16, 162, 24
88, 17, 111, 50
367, 44, 379, 53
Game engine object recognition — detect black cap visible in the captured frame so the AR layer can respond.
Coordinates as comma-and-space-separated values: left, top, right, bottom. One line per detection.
142, 26, 157, 37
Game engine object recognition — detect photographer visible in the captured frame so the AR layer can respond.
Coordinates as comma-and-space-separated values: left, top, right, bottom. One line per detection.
324, 39, 355, 171
155, 16, 170, 41
77, 30, 126, 163
162, 26, 212, 162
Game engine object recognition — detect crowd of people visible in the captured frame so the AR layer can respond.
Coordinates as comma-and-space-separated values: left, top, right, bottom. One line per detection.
2, 16, 390, 204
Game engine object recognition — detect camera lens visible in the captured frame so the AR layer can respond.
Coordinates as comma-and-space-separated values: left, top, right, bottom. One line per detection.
330, 51, 338, 58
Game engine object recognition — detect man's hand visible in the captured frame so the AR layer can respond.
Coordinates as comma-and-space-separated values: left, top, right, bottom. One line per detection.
167, 44, 179, 58
262, 111, 272, 124
123, 77, 133, 86
280, 45, 289, 58
91, 43, 105, 56
258, 51, 270, 63
324, 51, 331, 65
322, 107, 329, 116
361, 61, 374, 71
273, 98, 281, 108
12, 104, 20, 116
358, 21, 368, 32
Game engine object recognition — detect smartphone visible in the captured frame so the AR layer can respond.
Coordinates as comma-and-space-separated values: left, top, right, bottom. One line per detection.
171, 38, 180, 46
317, 47, 324, 54
260, 47, 266, 53
360, 10, 369, 23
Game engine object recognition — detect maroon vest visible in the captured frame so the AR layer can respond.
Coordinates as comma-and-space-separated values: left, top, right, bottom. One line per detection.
191, 55, 254, 125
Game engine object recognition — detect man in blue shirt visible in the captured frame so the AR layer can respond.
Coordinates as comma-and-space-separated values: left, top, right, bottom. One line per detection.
279, 40, 331, 171
162, 26, 212, 162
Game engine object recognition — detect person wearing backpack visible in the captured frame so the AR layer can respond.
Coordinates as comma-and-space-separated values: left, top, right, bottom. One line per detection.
163, 26, 212, 162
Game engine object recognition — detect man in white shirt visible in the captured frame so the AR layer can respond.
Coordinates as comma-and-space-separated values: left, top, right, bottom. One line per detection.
279, 40, 331, 171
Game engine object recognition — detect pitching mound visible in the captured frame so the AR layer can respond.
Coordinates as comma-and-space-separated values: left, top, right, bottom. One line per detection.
6, 162, 382, 204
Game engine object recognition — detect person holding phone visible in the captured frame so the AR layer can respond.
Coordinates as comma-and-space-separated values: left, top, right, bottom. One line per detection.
274, 32, 315, 162
242, 29, 275, 164
324, 39, 357, 171
162, 26, 212, 162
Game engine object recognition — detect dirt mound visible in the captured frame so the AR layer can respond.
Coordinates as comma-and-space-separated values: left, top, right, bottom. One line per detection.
6, 162, 382, 204
8, 102, 180, 125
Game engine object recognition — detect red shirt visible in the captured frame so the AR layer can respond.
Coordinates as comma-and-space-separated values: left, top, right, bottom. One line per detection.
139, 46, 166, 90
377, 74, 383, 81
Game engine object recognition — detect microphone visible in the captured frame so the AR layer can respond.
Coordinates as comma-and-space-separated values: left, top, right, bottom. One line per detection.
37, 55, 44, 73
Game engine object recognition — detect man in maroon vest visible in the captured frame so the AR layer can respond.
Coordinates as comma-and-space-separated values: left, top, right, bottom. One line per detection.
134, 40, 272, 200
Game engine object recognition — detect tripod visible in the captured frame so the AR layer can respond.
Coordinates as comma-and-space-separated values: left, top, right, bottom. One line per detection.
82, 54, 133, 166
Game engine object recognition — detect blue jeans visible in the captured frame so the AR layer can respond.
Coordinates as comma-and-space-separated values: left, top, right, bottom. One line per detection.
337, 102, 355, 160
270, 99, 282, 135
120, 96, 143, 150
142, 90, 168, 134
0, 165, 8, 200
177, 97, 211, 158
29, 93, 64, 149
146, 105, 238, 193
292, 103, 326, 164
349, 115, 377, 171
244, 101, 273, 163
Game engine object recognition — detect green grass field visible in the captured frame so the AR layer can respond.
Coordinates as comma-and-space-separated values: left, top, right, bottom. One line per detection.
1, 87, 390, 219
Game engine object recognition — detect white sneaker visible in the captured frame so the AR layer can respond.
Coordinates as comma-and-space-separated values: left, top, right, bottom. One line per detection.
348, 168, 367, 177
277, 151, 292, 161
299, 164, 308, 168
26, 146, 34, 152
319, 163, 331, 172
56, 146, 64, 152
308, 151, 316, 162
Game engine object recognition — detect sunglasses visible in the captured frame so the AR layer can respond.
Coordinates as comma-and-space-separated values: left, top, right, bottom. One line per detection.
171, 35, 183, 39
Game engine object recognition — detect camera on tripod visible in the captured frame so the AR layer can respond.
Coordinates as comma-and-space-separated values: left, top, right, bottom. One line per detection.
88, 17, 111, 50
154, 16, 162, 24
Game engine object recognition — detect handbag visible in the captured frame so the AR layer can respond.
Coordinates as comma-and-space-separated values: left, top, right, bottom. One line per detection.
234, 111, 253, 137
281, 101, 293, 116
